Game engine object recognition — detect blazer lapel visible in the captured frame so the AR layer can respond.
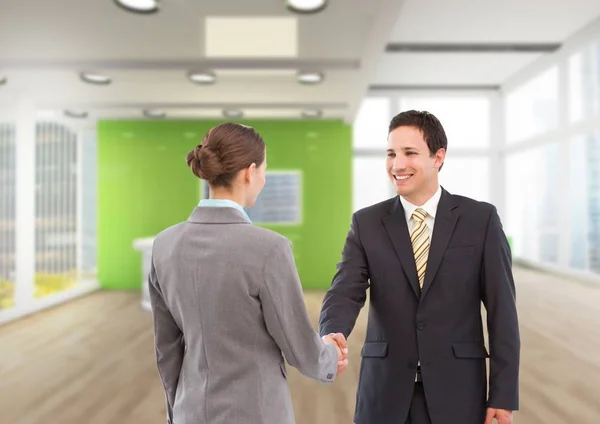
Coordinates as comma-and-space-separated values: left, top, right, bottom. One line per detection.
382, 198, 420, 299
420, 189, 459, 300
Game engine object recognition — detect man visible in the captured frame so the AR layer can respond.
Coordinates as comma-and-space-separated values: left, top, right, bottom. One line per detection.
319, 110, 520, 424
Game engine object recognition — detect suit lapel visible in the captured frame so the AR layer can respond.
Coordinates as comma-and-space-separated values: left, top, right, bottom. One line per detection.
382, 198, 420, 299
420, 189, 459, 300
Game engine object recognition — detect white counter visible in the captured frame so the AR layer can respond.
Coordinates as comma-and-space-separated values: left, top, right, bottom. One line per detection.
133, 237, 155, 311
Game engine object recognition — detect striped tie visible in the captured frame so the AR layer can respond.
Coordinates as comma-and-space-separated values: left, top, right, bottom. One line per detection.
410, 208, 429, 289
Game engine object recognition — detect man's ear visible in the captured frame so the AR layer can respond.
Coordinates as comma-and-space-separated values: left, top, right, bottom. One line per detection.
434, 148, 446, 169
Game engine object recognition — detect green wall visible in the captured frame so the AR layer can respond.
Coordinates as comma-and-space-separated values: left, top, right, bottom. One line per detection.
98, 120, 352, 290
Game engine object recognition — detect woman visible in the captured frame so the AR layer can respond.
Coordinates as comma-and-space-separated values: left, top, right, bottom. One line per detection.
148, 122, 348, 424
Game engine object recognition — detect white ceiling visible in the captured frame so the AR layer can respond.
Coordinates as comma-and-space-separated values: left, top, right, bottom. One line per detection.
372, 53, 544, 87
389, 0, 600, 43
0, 0, 403, 122
1, 0, 600, 123
0, 0, 371, 60
374, 0, 600, 88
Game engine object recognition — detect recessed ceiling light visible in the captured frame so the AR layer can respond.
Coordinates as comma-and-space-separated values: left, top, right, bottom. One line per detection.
297, 71, 324, 84
223, 109, 243, 119
287, 0, 328, 14
143, 109, 166, 119
301, 109, 323, 119
188, 70, 216, 85
114, 0, 159, 14
64, 110, 88, 119
80, 71, 112, 85
0, 77, 7, 85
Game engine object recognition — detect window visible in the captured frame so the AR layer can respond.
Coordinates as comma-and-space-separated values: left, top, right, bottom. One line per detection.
570, 132, 600, 274
569, 39, 600, 123
398, 97, 491, 149
35, 123, 78, 299
246, 172, 302, 224
202, 171, 303, 224
80, 130, 97, 281
505, 67, 559, 143
439, 156, 490, 202
353, 97, 390, 149
353, 157, 391, 212
0, 123, 15, 310
505, 142, 559, 263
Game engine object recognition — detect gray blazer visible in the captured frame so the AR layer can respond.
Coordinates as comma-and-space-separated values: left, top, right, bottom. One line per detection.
148, 206, 339, 424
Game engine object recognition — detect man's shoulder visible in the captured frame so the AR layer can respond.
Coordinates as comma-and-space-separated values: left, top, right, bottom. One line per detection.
449, 192, 496, 217
354, 197, 397, 220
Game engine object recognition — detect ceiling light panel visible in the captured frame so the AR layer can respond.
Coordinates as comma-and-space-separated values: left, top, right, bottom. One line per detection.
301, 109, 323, 118
287, 0, 328, 14
297, 71, 324, 84
222, 109, 244, 119
114, 0, 159, 14
80, 71, 112, 85
205, 17, 297, 58
64, 110, 89, 119
188, 71, 216, 84
143, 109, 166, 118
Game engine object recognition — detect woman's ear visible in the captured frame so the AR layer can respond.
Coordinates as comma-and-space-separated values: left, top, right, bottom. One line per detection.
245, 163, 257, 182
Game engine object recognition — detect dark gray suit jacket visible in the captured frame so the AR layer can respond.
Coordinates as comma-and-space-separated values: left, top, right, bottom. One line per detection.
319, 188, 520, 424
149, 207, 338, 424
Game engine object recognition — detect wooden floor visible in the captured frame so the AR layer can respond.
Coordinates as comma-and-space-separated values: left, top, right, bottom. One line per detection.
1, 267, 599, 424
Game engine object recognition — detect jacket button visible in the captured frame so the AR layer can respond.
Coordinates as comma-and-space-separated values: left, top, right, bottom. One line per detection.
417, 322, 424, 330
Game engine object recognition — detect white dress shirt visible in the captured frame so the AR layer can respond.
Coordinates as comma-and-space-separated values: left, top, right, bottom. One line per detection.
399, 185, 442, 239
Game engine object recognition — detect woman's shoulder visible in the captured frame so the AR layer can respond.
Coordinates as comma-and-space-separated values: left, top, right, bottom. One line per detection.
238, 225, 290, 251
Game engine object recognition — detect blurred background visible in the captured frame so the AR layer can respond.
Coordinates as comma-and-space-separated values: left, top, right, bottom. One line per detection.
1, 0, 599, 423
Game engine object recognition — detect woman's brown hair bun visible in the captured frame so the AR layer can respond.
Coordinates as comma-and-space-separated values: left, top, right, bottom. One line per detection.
186, 123, 265, 188
185, 144, 202, 179
186, 142, 223, 181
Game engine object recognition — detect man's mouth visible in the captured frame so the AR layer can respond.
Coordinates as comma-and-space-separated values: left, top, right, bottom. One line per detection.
393, 174, 413, 182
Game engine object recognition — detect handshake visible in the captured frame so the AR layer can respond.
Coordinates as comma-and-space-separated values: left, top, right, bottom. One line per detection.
322, 333, 349, 376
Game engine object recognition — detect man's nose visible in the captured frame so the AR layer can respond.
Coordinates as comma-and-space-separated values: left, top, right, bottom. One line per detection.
392, 156, 408, 170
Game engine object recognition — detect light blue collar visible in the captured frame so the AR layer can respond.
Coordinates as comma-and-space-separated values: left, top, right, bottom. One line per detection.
198, 199, 251, 223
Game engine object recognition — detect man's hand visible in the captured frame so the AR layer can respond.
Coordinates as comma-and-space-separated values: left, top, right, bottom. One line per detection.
484, 408, 512, 424
322, 333, 349, 375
